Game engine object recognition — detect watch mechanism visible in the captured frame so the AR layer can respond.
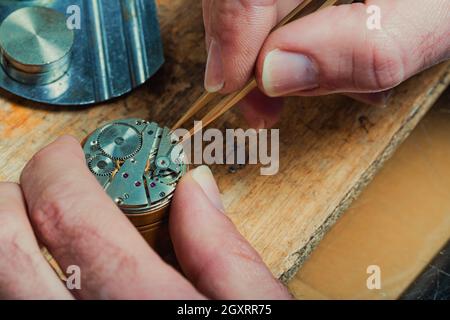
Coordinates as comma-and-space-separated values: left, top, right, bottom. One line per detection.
82, 119, 187, 217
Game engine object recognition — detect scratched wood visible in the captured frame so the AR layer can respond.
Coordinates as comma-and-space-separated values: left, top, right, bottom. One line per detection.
0, 0, 449, 282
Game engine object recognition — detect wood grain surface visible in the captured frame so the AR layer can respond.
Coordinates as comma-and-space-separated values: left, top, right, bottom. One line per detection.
0, 0, 449, 282
288, 89, 450, 299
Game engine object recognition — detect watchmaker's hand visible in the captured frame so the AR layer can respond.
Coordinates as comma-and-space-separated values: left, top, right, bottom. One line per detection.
203, 0, 450, 128
0, 136, 290, 299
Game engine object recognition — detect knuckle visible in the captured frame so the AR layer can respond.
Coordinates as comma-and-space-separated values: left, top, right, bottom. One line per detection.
412, 29, 448, 69
370, 35, 406, 90
211, 2, 242, 44
372, 42, 404, 90
0, 212, 25, 249
0, 212, 22, 244
0, 192, 40, 272
212, 0, 275, 44
28, 186, 76, 238
320, 3, 406, 91
0, 224, 30, 268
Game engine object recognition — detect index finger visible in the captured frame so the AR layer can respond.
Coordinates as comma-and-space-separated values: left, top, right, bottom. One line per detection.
20, 136, 203, 299
204, 0, 281, 93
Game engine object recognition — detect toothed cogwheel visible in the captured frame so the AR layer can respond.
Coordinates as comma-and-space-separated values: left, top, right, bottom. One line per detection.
88, 155, 116, 176
98, 123, 142, 160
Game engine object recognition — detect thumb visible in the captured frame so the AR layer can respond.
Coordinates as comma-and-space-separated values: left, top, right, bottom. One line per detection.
257, 0, 450, 97
169, 166, 290, 299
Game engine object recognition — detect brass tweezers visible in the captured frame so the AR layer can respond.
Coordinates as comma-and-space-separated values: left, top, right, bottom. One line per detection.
173, 0, 354, 138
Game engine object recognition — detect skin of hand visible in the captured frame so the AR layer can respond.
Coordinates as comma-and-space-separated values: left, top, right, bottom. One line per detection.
0, 136, 291, 300
203, 0, 450, 129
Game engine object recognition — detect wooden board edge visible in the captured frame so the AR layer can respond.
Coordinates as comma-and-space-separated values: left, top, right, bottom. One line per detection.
279, 64, 450, 284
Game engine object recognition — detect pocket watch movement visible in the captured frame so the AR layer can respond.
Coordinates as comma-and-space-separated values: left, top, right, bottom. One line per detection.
82, 118, 187, 252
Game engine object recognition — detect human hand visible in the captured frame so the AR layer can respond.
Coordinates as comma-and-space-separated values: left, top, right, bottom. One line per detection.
0, 136, 291, 299
203, 0, 450, 128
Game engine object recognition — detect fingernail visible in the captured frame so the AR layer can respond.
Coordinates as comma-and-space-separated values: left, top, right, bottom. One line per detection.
262, 49, 318, 97
191, 165, 225, 212
204, 39, 224, 93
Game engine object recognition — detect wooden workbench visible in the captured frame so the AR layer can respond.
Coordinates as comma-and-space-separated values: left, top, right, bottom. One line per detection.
289, 89, 450, 299
0, 0, 449, 283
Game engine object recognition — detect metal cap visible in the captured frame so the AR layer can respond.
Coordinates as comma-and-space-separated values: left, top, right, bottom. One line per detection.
0, 6, 74, 85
